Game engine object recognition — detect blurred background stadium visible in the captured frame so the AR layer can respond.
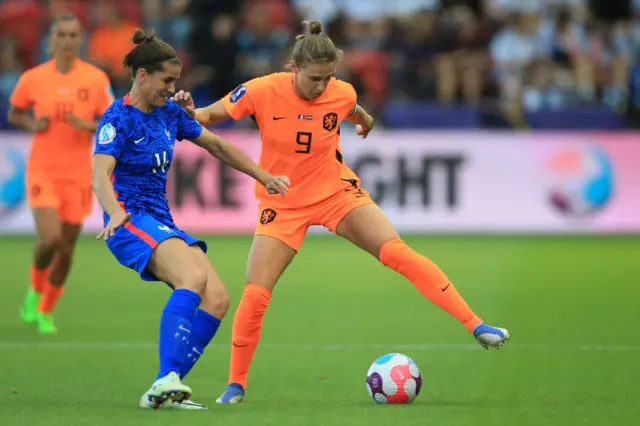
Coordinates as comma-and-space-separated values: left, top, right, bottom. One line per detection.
1, 0, 640, 130
1, 1, 639, 425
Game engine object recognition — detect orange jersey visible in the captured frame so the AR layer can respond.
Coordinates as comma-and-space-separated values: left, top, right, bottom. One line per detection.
221, 72, 358, 209
9, 59, 113, 182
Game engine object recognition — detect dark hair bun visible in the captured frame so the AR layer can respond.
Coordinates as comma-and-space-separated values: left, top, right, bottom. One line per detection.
304, 20, 323, 35
131, 28, 157, 45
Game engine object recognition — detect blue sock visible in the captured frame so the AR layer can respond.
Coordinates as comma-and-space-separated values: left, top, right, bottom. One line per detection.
156, 289, 201, 380
179, 309, 221, 379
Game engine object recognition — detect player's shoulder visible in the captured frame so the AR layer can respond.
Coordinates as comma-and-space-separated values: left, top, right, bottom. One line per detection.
101, 98, 128, 122
19, 60, 55, 81
328, 77, 357, 100
250, 72, 285, 88
236, 72, 287, 97
76, 60, 110, 81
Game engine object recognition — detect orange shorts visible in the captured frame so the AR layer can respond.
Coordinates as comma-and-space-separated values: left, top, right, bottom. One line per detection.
255, 179, 375, 251
26, 175, 93, 224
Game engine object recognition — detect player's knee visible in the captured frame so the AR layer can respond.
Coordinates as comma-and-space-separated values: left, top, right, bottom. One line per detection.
39, 230, 61, 250
378, 238, 409, 266
57, 242, 75, 260
56, 251, 73, 267
173, 265, 207, 294
200, 286, 230, 319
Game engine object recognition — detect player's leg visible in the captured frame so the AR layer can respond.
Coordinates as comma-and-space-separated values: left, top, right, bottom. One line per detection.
144, 236, 208, 405
34, 183, 91, 332
20, 180, 62, 324
35, 222, 82, 333
218, 208, 305, 403
141, 244, 230, 410
178, 244, 229, 380
332, 201, 509, 349
31, 208, 61, 277
106, 216, 207, 407
137, 234, 219, 411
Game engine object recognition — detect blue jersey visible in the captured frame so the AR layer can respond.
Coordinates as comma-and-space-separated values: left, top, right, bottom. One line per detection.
94, 95, 203, 225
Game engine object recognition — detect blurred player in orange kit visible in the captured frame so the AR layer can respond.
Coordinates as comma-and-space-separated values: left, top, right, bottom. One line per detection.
173, 20, 510, 402
8, 12, 113, 334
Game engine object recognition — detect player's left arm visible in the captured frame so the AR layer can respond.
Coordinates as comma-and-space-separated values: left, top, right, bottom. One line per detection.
343, 84, 375, 138
176, 107, 290, 196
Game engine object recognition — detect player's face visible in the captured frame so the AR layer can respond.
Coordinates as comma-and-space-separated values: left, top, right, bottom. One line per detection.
142, 62, 182, 107
294, 61, 337, 100
50, 19, 82, 60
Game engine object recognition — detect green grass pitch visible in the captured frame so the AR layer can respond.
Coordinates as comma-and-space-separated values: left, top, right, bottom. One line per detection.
1, 235, 639, 426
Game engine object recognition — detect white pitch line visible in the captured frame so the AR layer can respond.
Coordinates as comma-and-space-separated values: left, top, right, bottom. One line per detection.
0, 342, 639, 351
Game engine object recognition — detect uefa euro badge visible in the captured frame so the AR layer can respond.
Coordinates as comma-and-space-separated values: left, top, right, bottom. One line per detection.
98, 123, 116, 145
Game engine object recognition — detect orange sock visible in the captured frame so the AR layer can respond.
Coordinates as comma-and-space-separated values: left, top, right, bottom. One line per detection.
30, 266, 49, 294
228, 284, 272, 389
379, 239, 482, 332
38, 282, 64, 314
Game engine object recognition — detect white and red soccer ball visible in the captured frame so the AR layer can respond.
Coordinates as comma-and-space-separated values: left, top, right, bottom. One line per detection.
366, 353, 422, 404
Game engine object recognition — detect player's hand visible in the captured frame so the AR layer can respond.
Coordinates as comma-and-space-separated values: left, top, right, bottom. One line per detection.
264, 175, 291, 197
355, 122, 374, 139
65, 112, 91, 131
97, 211, 132, 241
355, 115, 375, 139
171, 90, 196, 118
31, 117, 50, 133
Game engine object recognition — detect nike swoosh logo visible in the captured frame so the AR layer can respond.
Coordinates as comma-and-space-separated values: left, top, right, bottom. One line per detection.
273, 116, 286, 120
441, 282, 451, 292
233, 343, 248, 348
134, 137, 145, 144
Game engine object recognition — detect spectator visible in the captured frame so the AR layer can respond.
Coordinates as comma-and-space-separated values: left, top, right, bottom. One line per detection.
182, 13, 240, 102
489, 12, 545, 126
235, 1, 289, 82
0, 36, 22, 107
0, 0, 636, 130
87, 2, 140, 97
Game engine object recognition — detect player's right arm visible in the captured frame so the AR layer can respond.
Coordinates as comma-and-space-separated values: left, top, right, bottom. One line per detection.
172, 79, 262, 126
92, 114, 131, 239
193, 101, 230, 127
7, 70, 49, 132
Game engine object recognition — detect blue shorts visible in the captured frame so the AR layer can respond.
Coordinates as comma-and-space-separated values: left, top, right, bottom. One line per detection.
106, 214, 207, 282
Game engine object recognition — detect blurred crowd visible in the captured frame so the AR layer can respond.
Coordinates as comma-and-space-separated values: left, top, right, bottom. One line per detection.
1, 0, 639, 129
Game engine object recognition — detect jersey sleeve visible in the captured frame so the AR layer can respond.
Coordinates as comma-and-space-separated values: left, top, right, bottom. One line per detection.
95, 72, 115, 116
343, 82, 358, 117
94, 108, 126, 160
220, 78, 264, 121
175, 105, 204, 141
9, 71, 33, 110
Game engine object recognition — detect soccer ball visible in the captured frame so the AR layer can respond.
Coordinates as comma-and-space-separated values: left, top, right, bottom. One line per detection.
366, 353, 422, 404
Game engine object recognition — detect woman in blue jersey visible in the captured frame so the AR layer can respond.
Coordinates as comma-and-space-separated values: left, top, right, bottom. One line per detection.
91, 28, 290, 411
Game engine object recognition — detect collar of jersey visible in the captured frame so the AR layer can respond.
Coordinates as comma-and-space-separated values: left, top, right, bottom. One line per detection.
288, 74, 334, 107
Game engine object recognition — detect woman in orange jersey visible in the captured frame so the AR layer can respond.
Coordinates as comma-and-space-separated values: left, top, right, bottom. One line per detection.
172, 20, 510, 402
8, 13, 113, 333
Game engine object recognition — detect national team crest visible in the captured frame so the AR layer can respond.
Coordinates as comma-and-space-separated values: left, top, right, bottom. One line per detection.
77, 87, 89, 102
323, 112, 338, 131
260, 208, 277, 225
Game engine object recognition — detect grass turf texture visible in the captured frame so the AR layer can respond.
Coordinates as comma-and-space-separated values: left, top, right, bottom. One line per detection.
1, 235, 639, 426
